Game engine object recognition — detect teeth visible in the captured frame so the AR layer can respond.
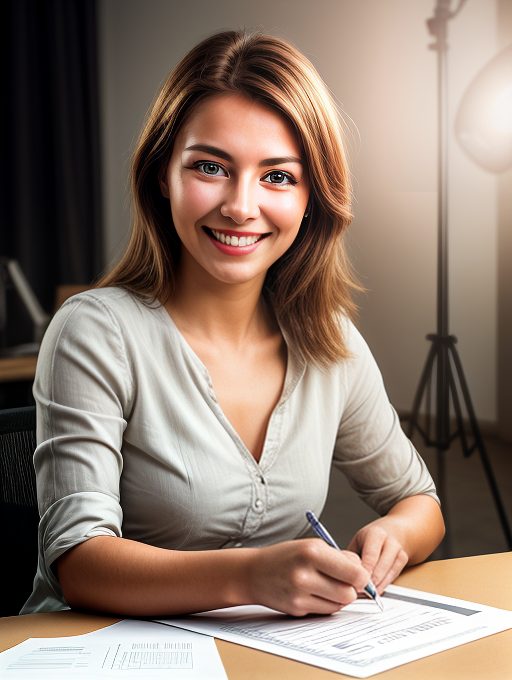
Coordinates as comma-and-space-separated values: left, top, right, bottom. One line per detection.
211, 230, 261, 247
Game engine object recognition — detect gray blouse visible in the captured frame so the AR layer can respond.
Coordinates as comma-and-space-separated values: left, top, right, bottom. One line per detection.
21, 287, 438, 613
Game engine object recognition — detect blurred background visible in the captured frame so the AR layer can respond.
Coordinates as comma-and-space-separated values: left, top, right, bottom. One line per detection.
1, 0, 511, 559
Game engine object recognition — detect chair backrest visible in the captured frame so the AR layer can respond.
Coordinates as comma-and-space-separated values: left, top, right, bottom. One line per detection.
0, 405, 38, 616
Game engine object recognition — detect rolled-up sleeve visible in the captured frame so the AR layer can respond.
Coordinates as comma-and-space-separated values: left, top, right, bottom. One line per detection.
31, 294, 134, 601
333, 320, 439, 516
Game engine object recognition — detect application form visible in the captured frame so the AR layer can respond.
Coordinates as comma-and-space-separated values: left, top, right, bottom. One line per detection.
0, 619, 227, 680
157, 584, 512, 678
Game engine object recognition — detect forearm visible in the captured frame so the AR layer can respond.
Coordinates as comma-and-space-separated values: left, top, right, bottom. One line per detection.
57, 534, 374, 618
56, 535, 254, 616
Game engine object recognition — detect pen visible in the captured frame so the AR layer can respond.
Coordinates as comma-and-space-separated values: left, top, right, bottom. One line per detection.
305, 510, 384, 612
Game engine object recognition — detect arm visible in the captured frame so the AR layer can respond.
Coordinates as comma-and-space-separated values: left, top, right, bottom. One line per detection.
333, 322, 444, 588
57, 535, 372, 617
347, 494, 445, 593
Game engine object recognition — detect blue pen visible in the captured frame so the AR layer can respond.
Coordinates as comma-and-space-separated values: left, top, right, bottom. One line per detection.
306, 511, 384, 612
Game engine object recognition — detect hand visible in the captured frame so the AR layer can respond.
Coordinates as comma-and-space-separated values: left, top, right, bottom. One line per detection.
247, 539, 371, 617
347, 520, 409, 594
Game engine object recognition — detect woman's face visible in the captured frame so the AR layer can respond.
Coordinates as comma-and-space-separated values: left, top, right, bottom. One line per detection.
160, 92, 310, 290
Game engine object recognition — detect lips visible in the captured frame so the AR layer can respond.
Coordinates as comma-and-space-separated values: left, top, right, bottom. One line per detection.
203, 227, 270, 248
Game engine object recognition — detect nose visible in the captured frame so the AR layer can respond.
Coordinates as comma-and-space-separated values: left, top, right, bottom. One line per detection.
220, 175, 260, 224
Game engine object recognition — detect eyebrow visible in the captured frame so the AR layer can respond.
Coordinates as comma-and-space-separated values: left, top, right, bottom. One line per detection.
184, 144, 303, 167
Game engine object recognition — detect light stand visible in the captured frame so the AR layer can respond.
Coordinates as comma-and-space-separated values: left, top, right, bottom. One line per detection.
406, 0, 512, 552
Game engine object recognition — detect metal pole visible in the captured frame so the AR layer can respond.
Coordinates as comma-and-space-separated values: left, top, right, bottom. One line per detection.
429, 0, 451, 451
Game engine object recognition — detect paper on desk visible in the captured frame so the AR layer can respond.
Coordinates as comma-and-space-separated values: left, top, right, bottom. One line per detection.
156, 584, 512, 678
0, 619, 227, 679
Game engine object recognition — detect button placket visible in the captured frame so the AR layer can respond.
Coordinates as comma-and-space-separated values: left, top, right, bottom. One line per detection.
241, 472, 269, 536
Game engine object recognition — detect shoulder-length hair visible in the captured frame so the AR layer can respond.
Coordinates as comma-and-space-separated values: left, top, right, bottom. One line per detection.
98, 30, 361, 365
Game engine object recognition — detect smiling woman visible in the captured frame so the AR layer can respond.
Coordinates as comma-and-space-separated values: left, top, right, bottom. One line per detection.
22, 30, 444, 619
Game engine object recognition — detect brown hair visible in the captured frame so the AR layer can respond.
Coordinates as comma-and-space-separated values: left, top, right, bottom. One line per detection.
98, 30, 361, 364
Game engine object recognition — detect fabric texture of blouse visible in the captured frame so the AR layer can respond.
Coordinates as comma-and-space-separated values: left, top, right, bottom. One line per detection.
21, 287, 438, 613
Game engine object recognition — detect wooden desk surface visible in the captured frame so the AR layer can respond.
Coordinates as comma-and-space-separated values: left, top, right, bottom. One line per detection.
1, 552, 511, 679
0, 355, 37, 383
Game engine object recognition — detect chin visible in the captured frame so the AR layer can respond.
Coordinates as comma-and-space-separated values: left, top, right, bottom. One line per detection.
206, 266, 266, 287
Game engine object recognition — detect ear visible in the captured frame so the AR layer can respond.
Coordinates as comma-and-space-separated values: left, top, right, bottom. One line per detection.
158, 166, 170, 198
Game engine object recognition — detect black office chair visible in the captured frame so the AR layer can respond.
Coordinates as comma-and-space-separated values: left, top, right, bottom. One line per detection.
0, 405, 38, 616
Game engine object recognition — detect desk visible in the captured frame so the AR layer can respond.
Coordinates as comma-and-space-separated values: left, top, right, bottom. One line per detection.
0, 355, 37, 383
1, 553, 511, 679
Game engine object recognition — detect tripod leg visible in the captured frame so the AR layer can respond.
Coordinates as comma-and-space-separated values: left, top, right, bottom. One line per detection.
447, 355, 470, 454
449, 344, 512, 549
407, 341, 437, 440
433, 354, 462, 558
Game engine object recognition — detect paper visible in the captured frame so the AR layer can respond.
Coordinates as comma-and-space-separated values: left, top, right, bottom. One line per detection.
156, 584, 512, 678
0, 619, 227, 679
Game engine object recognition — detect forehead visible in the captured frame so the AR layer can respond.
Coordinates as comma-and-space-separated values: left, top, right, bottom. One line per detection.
174, 93, 304, 157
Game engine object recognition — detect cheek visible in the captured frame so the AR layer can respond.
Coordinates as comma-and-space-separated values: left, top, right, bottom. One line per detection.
265, 193, 306, 233
171, 177, 220, 220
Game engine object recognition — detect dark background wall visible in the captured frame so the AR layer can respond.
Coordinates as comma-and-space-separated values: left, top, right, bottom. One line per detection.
0, 0, 103, 315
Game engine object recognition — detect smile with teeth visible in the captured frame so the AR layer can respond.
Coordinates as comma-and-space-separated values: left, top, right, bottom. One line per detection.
208, 229, 267, 247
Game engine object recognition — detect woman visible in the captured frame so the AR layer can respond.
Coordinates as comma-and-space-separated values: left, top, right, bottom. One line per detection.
23, 30, 444, 617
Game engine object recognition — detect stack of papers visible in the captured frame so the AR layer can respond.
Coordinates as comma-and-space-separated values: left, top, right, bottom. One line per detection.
0, 619, 227, 679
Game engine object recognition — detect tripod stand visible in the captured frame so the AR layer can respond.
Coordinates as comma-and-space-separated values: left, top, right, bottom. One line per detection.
407, 333, 512, 552
406, 0, 512, 553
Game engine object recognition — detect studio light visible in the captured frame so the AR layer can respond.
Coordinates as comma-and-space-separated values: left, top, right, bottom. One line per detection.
455, 44, 512, 173
407, 0, 512, 553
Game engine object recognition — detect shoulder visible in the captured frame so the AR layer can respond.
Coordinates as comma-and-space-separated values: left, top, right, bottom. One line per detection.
40, 287, 162, 362
51, 287, 162, 334
35, 288, 141, 405
297, 316, 377, 388
332, 315, 384, 391
335, 314, 373, 362
57, 286, 148, 316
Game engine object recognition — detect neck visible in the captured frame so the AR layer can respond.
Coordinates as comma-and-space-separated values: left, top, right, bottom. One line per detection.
165, 264, 273, 348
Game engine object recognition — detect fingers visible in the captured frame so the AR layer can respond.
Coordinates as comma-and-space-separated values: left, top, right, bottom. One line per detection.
372, 543, 408, 592
363, 532, 408, 592
283, 575, 357, 617
314, 543, 371, 592
286, 540, 370, 605
251, 540, 371, 617
348, 524, 409, 594
360, 531, 385, 574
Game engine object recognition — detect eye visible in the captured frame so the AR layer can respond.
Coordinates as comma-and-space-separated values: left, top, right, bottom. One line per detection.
194, 161, 227, 177
262, 170, 297, 185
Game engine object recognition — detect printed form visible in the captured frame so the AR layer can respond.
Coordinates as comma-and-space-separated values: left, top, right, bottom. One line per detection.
0, 619, 227, 680
157, 584, 512, 677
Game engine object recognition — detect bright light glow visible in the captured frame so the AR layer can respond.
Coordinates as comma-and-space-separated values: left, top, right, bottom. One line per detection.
455, 45, 512, 173
490, 85, 512, 135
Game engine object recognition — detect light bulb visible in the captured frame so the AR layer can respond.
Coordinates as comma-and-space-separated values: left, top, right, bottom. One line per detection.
455, 44, 512, 173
